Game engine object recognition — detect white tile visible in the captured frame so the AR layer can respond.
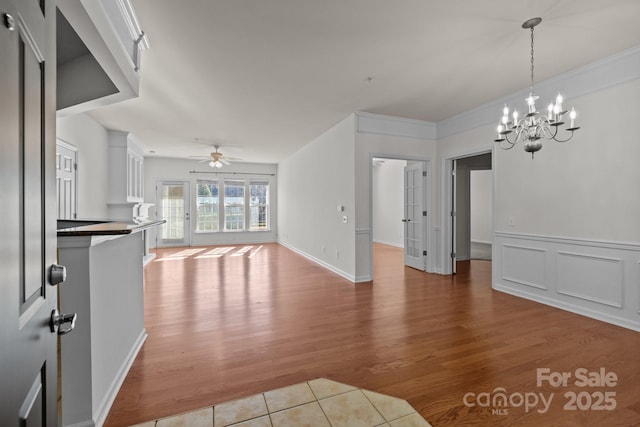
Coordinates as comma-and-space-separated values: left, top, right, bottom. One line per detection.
319, 390, 385, 427
157, 407, 213, 427
389, 413, 432, 427
228, 415, 272, 427
270, 402, 330, 427
307, 378, 357, 400
362, 389, 415, 421
214, 394, 268, 427
264, 383, 316, 413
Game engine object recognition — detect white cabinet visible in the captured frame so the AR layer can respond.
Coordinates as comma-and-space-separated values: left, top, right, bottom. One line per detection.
108, 131, 144, 219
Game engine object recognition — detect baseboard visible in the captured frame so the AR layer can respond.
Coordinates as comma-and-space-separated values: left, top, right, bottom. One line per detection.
471, 240, 492, 245
494, 283, 640, 333
278, 241, 356, 283
93, 330, 148, 427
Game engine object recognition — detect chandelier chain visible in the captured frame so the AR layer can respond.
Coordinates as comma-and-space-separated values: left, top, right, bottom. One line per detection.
530, 26, 535, 91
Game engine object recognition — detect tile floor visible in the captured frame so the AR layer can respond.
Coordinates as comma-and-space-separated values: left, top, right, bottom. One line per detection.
130, 378, 432, 427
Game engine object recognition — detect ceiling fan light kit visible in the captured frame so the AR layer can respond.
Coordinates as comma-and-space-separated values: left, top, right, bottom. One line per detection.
495, 17, 580, 158
188, 143, 235, 168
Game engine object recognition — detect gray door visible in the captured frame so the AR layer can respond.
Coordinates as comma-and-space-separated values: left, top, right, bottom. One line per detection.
0, 0, 60, 425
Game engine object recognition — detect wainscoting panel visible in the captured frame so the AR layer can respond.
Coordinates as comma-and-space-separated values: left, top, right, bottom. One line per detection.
502, 244, 547, 290
495, 232, 640, 332
557, 251, 623, 308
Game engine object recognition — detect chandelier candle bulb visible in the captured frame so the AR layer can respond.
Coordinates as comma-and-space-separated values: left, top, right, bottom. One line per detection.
512, 110, 519, 125
556, 93, 563, 112
547, 103, 553, 120
570, 108, 576, 128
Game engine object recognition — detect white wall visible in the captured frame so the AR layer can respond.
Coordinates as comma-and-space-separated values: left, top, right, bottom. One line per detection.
372, 159, 405, 247
470, 170, 492, 244
278, 115, 356, 281
56, 113, 110, 218
495, 78, 640, 242
144, 157, 278, 248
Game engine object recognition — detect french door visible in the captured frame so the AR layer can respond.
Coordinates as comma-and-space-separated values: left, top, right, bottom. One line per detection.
156, 181, 190, 247
403, 162, 427, 270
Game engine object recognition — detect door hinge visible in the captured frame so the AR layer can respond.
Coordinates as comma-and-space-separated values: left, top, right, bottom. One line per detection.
422, 171, 427, 177
74, 163, 77, 171
451, 211, 456, 217
423, 211, 427, 216
423, 250, 427, 256
451, 252, 456, 258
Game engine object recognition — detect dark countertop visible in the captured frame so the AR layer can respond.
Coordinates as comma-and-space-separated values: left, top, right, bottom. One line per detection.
57, 219, 164, 236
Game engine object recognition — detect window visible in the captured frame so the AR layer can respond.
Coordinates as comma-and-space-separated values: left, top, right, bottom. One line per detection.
195, 177, 271, 232
249, 181, 269, 231
224, 180, 245, 231
196, 181, 219, 232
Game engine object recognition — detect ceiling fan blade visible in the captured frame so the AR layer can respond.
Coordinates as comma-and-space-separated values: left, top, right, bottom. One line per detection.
220, 158, 231, 165
198, 159, 210, 163
188, 155, 210, 158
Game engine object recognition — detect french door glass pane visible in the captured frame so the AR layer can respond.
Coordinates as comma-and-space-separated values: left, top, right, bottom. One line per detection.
224, 180, 244, 231
249, 181, 269, 231
161, 184, 184, 239
196, 180, 219, 232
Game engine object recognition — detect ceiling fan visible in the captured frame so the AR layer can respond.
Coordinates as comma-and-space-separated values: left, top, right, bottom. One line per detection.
188, 144, 240, 168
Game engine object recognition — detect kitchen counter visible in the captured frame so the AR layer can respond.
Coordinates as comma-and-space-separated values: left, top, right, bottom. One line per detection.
57, 219, 164, 236
57, 218, 163, 427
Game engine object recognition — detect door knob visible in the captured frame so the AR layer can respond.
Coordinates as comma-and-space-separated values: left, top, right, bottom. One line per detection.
49, 264, 67, 286
3, 13, 15, 31
50, 309, 77, 335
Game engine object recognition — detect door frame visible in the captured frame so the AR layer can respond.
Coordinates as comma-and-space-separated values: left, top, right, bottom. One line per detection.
441, 147, 494, 275
155, 180, 191, 247
368, 153, 433, 278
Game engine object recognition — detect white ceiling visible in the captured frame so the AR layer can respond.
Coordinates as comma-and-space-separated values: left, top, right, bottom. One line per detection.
87, 0, 640, 164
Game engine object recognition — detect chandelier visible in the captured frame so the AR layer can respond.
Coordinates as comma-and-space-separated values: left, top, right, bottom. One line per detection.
495, 17, 579, 158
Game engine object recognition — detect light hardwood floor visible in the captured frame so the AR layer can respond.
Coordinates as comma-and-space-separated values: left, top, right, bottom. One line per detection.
104, 243, 640, 426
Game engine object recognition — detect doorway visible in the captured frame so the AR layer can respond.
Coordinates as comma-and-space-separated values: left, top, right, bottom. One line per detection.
447, 152, 493, 274
156, 181, 191, 247
371, 156, 431, 273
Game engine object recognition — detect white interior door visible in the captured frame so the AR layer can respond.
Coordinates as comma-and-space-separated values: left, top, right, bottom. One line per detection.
156, 181, 190, 247
403, 162, 426, 270
451, 160, 457, 274
56, 140, 77, 219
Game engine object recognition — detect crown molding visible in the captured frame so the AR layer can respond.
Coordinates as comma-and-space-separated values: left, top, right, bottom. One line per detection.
437, 45, 640, 140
